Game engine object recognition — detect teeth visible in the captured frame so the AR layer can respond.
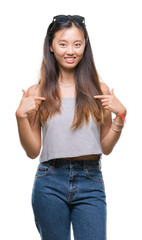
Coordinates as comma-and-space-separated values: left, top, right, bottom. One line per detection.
65, 58, 75, 60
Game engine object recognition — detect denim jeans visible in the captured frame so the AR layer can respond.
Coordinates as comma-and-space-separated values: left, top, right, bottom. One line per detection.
31, 158, 107, 240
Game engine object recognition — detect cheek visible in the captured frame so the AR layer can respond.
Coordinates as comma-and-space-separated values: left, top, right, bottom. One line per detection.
53, 46, 65, 56
76, 47, 85, 57
76, 51, 84, 61
54, 51, 65, 60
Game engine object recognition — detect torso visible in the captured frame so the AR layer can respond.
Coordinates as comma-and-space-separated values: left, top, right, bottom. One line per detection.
59, 85, 101, 160
30, 83, 104, 161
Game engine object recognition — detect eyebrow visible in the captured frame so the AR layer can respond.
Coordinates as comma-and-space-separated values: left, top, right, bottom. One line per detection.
58, 39, 83, 43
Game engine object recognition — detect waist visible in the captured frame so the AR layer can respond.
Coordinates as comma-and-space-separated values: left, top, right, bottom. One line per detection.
43, 156, 101, 169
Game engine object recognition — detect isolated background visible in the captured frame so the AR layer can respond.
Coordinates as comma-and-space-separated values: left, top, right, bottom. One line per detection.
0, 0, 142, 239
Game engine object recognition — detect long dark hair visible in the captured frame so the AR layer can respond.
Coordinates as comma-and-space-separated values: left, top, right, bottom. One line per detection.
38, 18, 106, 130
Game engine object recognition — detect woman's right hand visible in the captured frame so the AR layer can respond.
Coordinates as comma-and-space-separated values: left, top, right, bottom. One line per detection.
16, 89, 46, 119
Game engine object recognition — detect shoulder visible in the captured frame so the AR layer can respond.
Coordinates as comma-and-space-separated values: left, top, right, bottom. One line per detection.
100, 82, 110, 95
27, 84, 41, 97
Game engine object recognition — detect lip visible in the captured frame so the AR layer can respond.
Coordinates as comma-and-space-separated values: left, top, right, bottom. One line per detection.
64, 57, 76, 64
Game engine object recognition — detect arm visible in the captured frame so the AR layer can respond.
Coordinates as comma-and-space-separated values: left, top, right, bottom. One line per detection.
96, 83, 127, 155
15, 85, 46, 159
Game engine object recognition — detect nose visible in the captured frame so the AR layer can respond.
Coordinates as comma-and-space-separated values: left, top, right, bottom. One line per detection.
66, 45, 74, 55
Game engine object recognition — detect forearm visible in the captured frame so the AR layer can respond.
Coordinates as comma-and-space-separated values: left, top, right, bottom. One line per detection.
101, 113, 126, 155
16, 114, 40, 158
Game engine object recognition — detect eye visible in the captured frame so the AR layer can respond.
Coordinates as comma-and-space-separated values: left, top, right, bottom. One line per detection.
60, 43, 66, 47
75, 43, 81, 47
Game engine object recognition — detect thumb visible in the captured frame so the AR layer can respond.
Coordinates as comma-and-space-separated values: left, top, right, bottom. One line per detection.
110, 88, 115, 96
22, 89, 27, 98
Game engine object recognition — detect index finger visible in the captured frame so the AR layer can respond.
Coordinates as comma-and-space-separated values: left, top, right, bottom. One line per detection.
94, 95, 110, 99
34, 96, 46, 101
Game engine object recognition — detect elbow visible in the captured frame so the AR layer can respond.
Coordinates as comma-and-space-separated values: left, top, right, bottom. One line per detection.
26, 145, 41, 159
102, 147, 113, 155
101, 141, 114, 155
102, 150, 112, 155
26, 151, 40, 159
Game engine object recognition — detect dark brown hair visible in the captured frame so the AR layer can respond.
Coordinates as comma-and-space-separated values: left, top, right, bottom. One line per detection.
38, 18, 106, 130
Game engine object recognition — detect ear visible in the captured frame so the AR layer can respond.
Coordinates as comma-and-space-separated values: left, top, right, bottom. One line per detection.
50, 45, 54, 52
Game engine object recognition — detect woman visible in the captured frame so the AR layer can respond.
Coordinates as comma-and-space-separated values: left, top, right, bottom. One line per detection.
15, 15, 127, 240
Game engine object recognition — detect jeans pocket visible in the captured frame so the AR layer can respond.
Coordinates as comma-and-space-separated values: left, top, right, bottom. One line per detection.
83, 167, 104, 183
35, 163, 53, 178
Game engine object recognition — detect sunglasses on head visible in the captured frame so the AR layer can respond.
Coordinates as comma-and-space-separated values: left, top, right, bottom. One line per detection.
52, 15, 85, 24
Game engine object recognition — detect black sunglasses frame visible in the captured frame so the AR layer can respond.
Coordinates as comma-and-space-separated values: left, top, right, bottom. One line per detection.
52, 15, 85, 24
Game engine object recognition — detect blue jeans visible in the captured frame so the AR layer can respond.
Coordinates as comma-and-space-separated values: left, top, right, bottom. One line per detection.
31, 158, 107, 240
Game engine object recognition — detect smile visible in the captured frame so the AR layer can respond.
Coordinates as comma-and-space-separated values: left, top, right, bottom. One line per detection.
64, 57, 76, 63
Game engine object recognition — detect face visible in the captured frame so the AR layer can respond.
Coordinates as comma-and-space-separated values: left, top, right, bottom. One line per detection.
50, 25, 85, 71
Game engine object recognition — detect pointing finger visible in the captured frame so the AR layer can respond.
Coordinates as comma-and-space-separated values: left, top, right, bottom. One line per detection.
34, 96, 46, 101
94, 95, 111, 99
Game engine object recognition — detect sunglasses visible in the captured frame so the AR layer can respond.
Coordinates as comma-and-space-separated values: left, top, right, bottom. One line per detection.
52, 15, 85, 24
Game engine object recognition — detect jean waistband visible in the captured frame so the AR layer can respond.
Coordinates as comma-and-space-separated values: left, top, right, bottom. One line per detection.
43, 157, 102, 169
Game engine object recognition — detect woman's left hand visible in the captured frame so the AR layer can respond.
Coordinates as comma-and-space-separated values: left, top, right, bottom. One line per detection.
94, 88, 126, 115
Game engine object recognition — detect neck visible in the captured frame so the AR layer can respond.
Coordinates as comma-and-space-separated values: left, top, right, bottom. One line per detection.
58, 68, 75, 84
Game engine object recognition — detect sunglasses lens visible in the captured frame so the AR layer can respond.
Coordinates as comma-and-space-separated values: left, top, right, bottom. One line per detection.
72, 15, 85, 23
55, 15, 69, 23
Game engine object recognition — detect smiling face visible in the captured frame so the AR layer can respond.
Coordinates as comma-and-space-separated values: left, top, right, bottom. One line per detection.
50, 25, 86, 71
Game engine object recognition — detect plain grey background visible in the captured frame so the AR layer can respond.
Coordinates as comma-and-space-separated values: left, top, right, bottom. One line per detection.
0, 0, 141, 239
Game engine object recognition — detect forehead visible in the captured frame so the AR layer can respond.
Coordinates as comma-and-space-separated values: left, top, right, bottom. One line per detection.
53, 25, 85, 41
